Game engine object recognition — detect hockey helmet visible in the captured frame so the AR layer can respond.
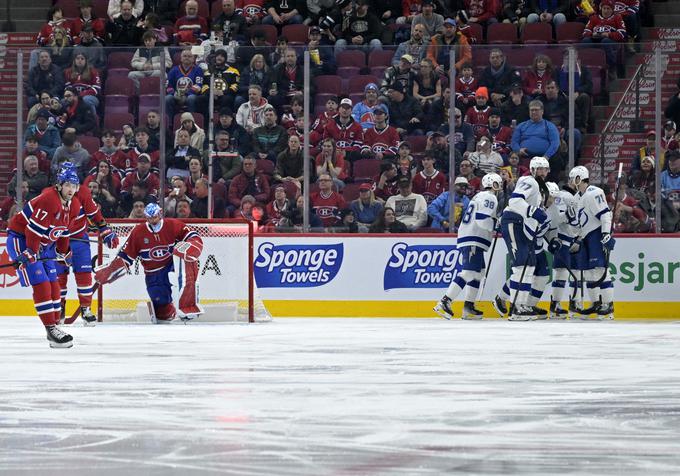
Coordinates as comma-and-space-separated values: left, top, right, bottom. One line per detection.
546, 181, 560, 197
56, 166, 80, 185
529, 156, 550, 174
481, 173, 502, 191
569, 165, 589, 184
144, 203, 162, 219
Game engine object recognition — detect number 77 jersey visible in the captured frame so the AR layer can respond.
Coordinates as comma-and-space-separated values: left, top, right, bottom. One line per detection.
457, 190, 498, 250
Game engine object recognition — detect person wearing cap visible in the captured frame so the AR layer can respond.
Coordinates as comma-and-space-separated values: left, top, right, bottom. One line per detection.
164, 47, 205, 120
361, 104, 401, 160
214, 106, 251, 156
121, 127, 160, 176
308, 24, 337, 75
352, 83, 381, 130
380, 54, 418, 98
174, 112, 206, 154
334, 0, 383, 57
412, 151, 448, 204
392, 23, 429, 68
479, 48, 522, 108
464, 86, 491, 135
427, 176, 471, 231
500, 82, 530, 127
480, 107, 513, 159
322, 97, 365, 162
350, 183, 384, 232
73, 22, 106, 72
426, 17, 472, 75
628, 155, 656, 210
262, 0, 304, 27
24, 109, 61, 159
423, 130, 450, 172
385, 176, 428, 231
198, 49, 241, 114
252, 106, 289, 162
26, 50, 66, 109
662, 120, 677, 149
57, 86, 97, 136
120, 153, 161, 201
631, 130, 658, 172
128, 31, 173, 91
581, 0, 626, 74
411, 0, 445, 40
387, 82, 424, 135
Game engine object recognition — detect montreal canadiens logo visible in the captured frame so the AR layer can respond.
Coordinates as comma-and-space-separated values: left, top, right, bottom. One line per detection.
48, 226, 68, 241
149, 246, 171, 261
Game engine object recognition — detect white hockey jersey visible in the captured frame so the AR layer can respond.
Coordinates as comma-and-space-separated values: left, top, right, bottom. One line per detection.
547, 190, 579, 246
575, 185, 612, 237
457, 190, 498, 250
506, 175, 543, 238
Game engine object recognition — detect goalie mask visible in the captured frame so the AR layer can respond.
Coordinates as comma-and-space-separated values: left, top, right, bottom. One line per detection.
144, 203, 163, 233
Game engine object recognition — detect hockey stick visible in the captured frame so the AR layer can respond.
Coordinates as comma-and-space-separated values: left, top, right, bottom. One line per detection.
63, 282, 99, 325
593, 162, 623, 287
0, 257, 53, 269
477, 231, 499, 299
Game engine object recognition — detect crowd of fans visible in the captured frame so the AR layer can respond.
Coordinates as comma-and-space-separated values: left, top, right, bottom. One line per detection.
4, 0, 672, 233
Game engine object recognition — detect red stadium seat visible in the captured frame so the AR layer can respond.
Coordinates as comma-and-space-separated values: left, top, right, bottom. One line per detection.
139, 76, 162, 95
106, 68, 131, 85
369, 66, 387, 78
556, 22, 585, 44
348, 75, 380, 94
368, 50, 395, 68
405, 135, 427, 153
210, 0, 223, 19
341, 182, 361, 202
104, 77, 134, 96
57, 0, 80, 18
336, 50, 365, 68
256, 159, 275, 176
487, 23, 518, 45
282, 24, 310, 44
178, 0, 209, 19
105, 95, 131, 114
93, 0, 108, 19
337, 67, 361, 83
248, 24, 277, 45
313, 75, 342, 95
103, 112, 135, 134
464, 23, 484, 44
77, 135, 101, 155
521, 23, 553, 44
107, 51, 134, 69
138, 95, 161, 122
351, 159, 381, 182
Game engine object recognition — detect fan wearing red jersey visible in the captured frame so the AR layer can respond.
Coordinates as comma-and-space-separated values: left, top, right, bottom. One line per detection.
412, 152, 448, 204
94, 204, 204, 323
7, 168, 82, 348
54, 163, 119, 326
360, 105, 400, 160
582, 0, 627, 70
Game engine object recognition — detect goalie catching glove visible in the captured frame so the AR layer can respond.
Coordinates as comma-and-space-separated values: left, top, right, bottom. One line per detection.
94, 256, 129, 285
99, 226, 120, 249
172, 238, 202, 262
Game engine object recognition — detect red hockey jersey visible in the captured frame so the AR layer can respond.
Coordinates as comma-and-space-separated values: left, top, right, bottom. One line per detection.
64, 67, 102, 98
362, 125, 401, 157
522, 70, 552, 97
121, 171, 161, 198
8, 186, 81, 254
236, 0, 265, 21
36, 19, 73, 46
120, 218, 201, 273
455, 76, 478, 104
463, 0, 495, 23
323, 117, 364, 153
412, 170, 448, 204
89, 149, 130, 177
476, 125, 513, 157
613, 0, 639, 16
69, 183, 106, 237
310, 191, 347, 227
465, 105, 491, 137
583, 14, 627, 42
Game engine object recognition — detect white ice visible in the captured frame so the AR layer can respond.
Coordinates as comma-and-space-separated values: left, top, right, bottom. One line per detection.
1, 317, 680, 476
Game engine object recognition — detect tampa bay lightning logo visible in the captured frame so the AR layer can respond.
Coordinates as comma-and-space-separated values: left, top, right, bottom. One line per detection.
48, 226, 68, 241
578, 208, 589, 228
149, 246, 172, 261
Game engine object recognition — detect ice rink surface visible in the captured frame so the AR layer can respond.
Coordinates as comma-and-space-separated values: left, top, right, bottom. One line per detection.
1, 317, 680, 476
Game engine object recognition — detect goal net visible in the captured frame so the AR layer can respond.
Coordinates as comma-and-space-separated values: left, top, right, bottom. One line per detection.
95, 219, 271, 323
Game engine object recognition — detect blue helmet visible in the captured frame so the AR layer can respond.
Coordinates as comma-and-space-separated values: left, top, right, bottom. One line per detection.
57, 167, 80, 185
144, 203, 162, 218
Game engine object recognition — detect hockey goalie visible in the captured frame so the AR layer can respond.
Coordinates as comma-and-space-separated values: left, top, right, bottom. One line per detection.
94, 203, 204, 323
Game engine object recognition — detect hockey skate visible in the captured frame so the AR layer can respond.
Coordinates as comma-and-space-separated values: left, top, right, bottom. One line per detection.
434, 296, 454, 320
595, 302, 615, 320
462, 301, 483, 320
509, 305, 535, 321
568, 299, 588, 320
80, 307, 97, 327
531, 306, 548, 320
45, 325, 73, 348
549, 301, 568, 320
492, 295, 508, 317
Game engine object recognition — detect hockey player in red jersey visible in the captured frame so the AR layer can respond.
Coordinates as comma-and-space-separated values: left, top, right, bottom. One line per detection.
7, 168, 82, 348
94, 203, 204, 323
582, 0, 627, 70
55, 162, 119, 326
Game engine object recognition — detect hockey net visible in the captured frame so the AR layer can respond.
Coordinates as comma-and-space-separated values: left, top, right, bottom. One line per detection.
96, 219, 271, 323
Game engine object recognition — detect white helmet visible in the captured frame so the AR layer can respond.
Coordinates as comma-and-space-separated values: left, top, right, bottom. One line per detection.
481, 172, 502, 191
546, 181, 560, 197
569, 165, 589, 184
529, 156, 550, 174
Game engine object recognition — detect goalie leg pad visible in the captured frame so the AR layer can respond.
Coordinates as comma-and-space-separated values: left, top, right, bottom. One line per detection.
177, 259, 203, 316
94, 256, 129, 285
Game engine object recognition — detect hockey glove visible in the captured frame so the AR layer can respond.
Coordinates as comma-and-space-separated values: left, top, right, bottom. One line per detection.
56, 249, 73, 267
100, 226, 120, 249
15, 249, 37, 269
565, 205, 578, 225
94, 256, 129, 285
601, 233, 616, 251
548, 239, 562, 254
528, 206, 547, 224
173, 239, 202, 262
569, 240, 581, 254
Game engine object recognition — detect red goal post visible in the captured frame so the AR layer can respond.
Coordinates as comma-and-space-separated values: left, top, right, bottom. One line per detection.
96, 219, 270, 323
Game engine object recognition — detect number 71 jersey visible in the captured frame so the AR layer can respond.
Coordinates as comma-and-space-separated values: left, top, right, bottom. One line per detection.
457, 190, 498, 250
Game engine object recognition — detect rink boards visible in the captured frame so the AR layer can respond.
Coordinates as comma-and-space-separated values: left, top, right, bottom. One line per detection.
0, 234, 679, 319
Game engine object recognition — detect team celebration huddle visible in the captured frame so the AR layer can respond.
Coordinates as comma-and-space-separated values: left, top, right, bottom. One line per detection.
434, 157, 617, 322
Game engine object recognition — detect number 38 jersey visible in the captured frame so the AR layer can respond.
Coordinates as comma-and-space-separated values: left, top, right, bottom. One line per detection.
575, 185, 612, 238
457, 190, 498, 250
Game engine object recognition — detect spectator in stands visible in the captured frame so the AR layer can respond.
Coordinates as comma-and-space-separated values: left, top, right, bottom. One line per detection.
228, 154, 271, 209
0, 181, 28, 225
22, 136, 51, 173
352, 83, 381, 130
174, 112, 206, 154
427, 176, 471, 231
608, 176, 651, 233
351, 183, 384, 232
215, 107, 251, 156
461, 0, 497, 29
186, 156, 208, 193
209, 131, 241, 188
56, 86, 97, 135
661, 152, 680, 232
315, 138, 347, 191
413, 58, 442, 114
167, 129, 202, 178
199, 50, 241, 113
165, 48, 205, 120
26, 50, 65, 108
511, 100, 561, 175
174, 0, 209, 45
334, 0, 383, 55
502, 0, 530, 26
628, 155, 656, 212
106, 0, 143, 46
368, 206, 409, 233
392, 23, 429, 67
662, 120, 676, 150
269, 48, 311, 113
581, 0, 626, 76
265, 184, 294, 229
412, 152, 447, 204
64, 53, 101, 117
128, 31, 173, 91
165, 177, 193, 217
479, 49, 522, 108
469, 135, 504, 176
310, 173, 347, 228
270, 36, 289, 67
387, 83, 424, 136
9, 156, 49, 202
556, 48, 593, 133
631, 130, 657, 172
142, 110, 169, 151
127, 198, 149, 219
27, 91, 54, 125
121, 153, 160, 199
526, 0, 568, 28
481, 108, 512, 160
142, 12, 170, 44
213, 0, 248, 40
252, 106, 288, 162
323, 98, 364, 162
665, 77, 680, 132
539, 80, 582, 155
427, 86, 450, 130
458, 158, 482, 192
501, 82, 530, 127
124, 127, 161, 174
308, 25, 337, 75
440, 108, 473, 162
374, 160, 399, 200
661, 152, 680, 193
36, 6, 72, 48
86, 176, 117, 218
236, 54, 272, 109
427, 18, 471, 75
236, 84, 269, 133
411, 0, 444, 40
465, 86, 491, 136
71, 0, 106, 40
51, 131, 91, 178
263, 0, 304, 27
73, 24, 106, 72
374, 0, 403, 26
273, 135, 307, 190
276, 194, 324, 231
361, 104, 400, 160
385, 176, 428, 231
235, 195, 258, 220
46, 25, 74, 71
381, 54, 418, 98
175, 198, 193, 218
523, 54, 553, 100
396, 0, 423, 25
83, 159, 122, 199
108, 0, 143, 19
310, 96, 338, 145
281, 96, 303, 130
190, 178, 222, 218
236, 30, 271, 70
24, 110, 61, 158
